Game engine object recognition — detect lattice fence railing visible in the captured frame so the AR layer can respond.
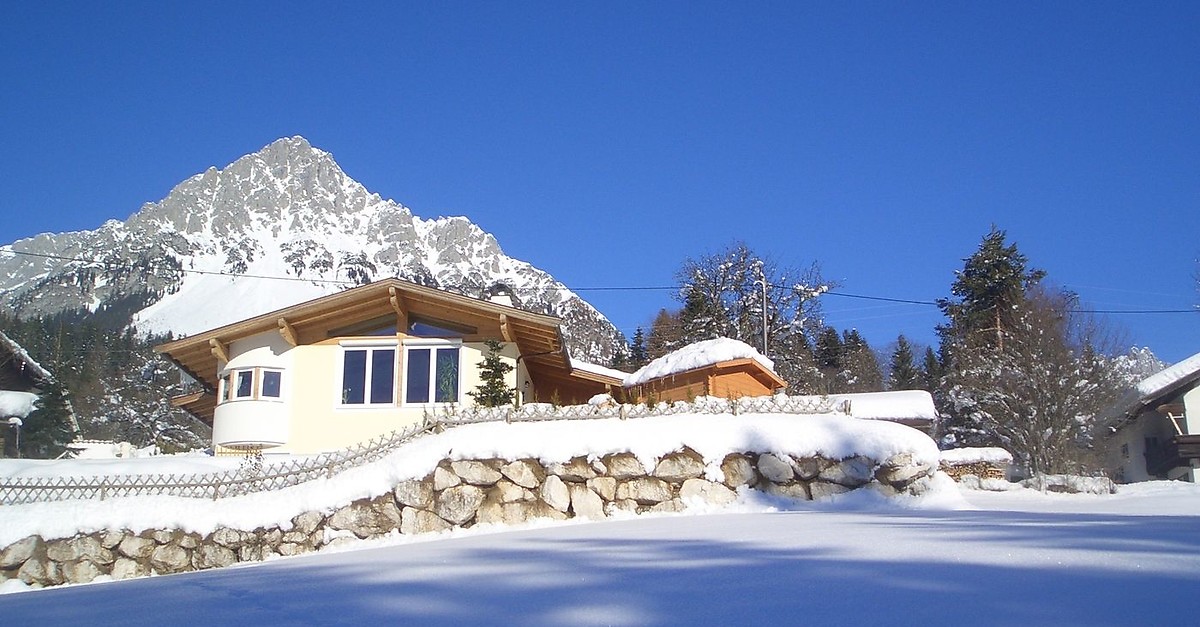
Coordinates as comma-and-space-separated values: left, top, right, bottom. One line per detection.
1, 395, 844, 506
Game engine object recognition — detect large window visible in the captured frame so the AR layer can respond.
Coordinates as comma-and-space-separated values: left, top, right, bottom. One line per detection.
404, 343, 460, 405
341, 346, 396, 405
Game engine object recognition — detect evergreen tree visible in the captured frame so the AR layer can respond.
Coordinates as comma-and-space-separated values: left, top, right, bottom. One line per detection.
467, 340, 515, 408
629, 327, 648, 369
19, 379, 76, 458
920, 346, 942, 392
814, 327, 842, 370
646, 309, 683, 360
936, 226, 1045, 351
888, 335, 921, 390
839, 329, 883, 393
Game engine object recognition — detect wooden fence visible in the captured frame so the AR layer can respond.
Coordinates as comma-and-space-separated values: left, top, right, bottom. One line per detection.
0, 395, 844, 506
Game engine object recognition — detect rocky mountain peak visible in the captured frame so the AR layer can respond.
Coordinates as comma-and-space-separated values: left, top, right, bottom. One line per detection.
0, 138, 623, 364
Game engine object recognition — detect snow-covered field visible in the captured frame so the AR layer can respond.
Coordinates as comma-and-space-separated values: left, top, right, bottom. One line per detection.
3, 481, 1198, 625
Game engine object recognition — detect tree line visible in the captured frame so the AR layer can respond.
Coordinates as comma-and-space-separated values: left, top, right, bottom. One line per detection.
611, 230, 1162, 477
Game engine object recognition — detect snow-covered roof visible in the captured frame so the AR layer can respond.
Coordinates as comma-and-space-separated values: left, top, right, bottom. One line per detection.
1135, 350, 1200, 399
939, 447, 1013, 465
624, 338, 775, 387
0, 331, 54, 389
0, 390, 39, 419
829, 390, 938, 423
1108, 349, 1200, 429
569, 359, 629, 383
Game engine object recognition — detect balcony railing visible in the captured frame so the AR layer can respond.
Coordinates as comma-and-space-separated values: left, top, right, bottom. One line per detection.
1144, 434, 1200, 477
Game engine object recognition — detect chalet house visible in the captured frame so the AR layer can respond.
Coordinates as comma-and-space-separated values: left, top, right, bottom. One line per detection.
1105, 351, 1200, 483
0, 331, 58, 457
156, 279, 620, 455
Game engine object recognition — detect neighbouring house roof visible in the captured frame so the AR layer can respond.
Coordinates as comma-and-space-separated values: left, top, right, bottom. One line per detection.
1107, 349, 1200, 432
156, 278, 616, 422
624, 338, 777, 388
568, 359, 629, 387
0, 330, 54, 392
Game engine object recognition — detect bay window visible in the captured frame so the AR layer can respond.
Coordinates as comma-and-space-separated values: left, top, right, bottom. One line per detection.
218, 367, 284, 403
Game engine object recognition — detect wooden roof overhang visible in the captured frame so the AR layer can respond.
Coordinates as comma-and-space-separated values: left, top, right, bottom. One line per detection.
156, 278, 572, 420
633, 358, 787, 391
709, 358, 788, 390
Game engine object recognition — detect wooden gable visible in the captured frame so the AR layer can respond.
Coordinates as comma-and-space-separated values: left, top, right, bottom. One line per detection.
156, 278, 580, 422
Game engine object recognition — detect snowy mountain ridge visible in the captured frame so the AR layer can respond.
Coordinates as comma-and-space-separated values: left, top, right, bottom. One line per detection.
0, 137, 622, 362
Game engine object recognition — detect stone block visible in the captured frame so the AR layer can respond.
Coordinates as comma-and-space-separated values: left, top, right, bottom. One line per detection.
757, 453, 794, 484
720, 454, 757, 488
501, 459, 546, 489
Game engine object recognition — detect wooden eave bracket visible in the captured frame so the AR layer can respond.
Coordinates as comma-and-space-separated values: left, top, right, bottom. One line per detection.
209, 338, 229, 364
278, 317, 298, 346
389, 286, 409, 330
499, 313, 514, 343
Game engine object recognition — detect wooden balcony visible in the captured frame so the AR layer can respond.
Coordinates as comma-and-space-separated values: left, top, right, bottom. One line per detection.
1145, 434, 1200, 477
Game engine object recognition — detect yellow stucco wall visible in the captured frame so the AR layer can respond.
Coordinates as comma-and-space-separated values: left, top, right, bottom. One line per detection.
215, 331, 521, 455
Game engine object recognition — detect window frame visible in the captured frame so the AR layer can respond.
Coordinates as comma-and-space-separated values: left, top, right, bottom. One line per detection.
401, 339, 463, 407
338, 340, 399, 408
217, 367, 285, 403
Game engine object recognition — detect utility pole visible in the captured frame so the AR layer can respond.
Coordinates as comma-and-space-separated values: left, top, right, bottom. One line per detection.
756, 272, 768, 357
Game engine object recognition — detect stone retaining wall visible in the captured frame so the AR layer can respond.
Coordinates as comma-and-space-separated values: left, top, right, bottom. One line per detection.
1, 449, 936, 588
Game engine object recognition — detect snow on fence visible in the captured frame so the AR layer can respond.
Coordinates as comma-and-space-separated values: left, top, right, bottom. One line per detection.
0, 395, 843, 506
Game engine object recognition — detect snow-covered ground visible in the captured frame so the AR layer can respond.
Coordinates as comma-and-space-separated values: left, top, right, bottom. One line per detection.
3, 481, 1199, 625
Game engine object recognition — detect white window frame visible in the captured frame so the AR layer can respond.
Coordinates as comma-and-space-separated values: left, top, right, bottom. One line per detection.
217, 367, 285, 403
401, 339, 463, 407
339, 340, 399, 407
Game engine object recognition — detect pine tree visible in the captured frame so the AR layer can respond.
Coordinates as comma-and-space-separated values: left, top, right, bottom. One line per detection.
937, 226, 1045, 351
839, 329, 883, 393
467, 340, 515, 408
888, 335, 921, 390
19, 379, 76, 458
920, 346, 942, 392
629, 327, 648, 369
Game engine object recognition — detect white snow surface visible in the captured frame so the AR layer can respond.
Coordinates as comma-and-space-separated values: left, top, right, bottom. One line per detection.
1135, 349, 1200, 398
829, 390, 937, 421
4, 481, 1199, 625
0, 412, 938, 547
624, 338, 774, 387
939, 446, 1014, 465
0, 391, 38, 419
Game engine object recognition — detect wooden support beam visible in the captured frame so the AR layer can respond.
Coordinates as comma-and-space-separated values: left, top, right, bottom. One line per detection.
389, 286, 408, 332
499, 313, 514, 343
278, 317, 298, 346
209, 338, 229, 364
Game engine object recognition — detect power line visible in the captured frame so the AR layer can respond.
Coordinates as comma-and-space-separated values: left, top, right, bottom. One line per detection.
2, 247, 1196, 316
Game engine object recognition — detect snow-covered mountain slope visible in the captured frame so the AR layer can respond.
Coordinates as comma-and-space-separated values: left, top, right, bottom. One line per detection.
0, 137, 622, 362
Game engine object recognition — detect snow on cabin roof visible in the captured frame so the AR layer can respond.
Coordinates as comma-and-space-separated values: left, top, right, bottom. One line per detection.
828, 390, 938, 422
624, 338, 775, 387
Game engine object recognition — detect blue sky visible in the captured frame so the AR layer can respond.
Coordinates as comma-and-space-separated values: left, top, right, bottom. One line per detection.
2, 2, 1198, 362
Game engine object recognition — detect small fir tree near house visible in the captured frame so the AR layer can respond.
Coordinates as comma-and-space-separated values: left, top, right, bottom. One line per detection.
468, 340, 515, 408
